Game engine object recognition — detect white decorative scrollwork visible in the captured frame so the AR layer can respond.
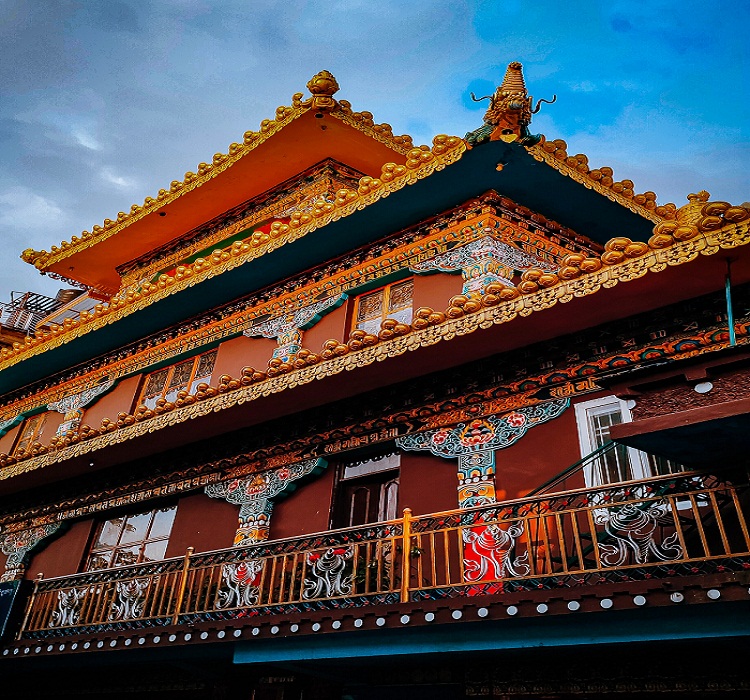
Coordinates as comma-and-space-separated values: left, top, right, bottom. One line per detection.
109, 578, 149, 621
462, 522, 530, 581
597, 501, 683, 567
303, 547, 354, 600
216, 560, 263, 609
50, 587, 87, 628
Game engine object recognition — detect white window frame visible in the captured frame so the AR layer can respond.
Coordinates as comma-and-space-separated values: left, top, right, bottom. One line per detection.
574, 395, 652, 487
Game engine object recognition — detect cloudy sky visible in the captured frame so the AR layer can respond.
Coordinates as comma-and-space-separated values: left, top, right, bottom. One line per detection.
1, 0, 748, 301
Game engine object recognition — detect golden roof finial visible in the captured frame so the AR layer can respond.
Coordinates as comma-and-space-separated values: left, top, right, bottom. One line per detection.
499, 61, 528, 95
468, 61, 556, 145
305, 70, 340, 112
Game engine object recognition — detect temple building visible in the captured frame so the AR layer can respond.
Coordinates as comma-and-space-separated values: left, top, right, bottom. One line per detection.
1, 64, 749, 698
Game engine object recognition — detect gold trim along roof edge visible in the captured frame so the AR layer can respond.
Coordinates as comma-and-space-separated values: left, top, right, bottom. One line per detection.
20, 70, 418, 272
2, 216, 749, 482
526, 136, 675, 224
2, 135, 467, 370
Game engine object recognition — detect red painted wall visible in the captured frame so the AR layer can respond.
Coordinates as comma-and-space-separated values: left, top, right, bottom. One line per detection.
400, 452, 459, 515
0, 423, 21, 454
271, 468, 336, 540
493, 407, 581, 499
166, 492, 240, 555
82, 375, 141, 427
304, 304, 348, 349
25, 519, 94, 579
213, 334, 277, 380
413, 272, 463, 313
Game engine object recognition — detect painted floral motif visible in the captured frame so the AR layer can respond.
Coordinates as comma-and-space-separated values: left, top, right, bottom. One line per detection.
244, 295, 345, 359
216, 560, 263, 609
50, 587, 87, 628
205, 458, 326, 546
597, 501, 683, 567
459, 419, 496, 448
396, 400, 569, 459
303, 547, 354, 600
463, 522, 529, 582
109, 578, 149, 621
0, 522, 62, 582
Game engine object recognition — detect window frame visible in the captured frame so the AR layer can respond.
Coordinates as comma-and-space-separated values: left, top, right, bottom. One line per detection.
12, 413, 47, 455
331, 453, 401, 529
574, 395, 650, 487
136, 348, 217, 410
84, 504, 178, 572
574, 395, 683, 487
350, 278, 414, 336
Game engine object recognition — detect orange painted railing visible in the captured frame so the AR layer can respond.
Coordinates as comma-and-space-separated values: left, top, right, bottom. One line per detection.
18, 468, 750, 640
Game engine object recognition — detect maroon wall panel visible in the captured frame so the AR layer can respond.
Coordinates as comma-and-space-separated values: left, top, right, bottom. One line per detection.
271, 468, 335, 540
166, 493, 240, 556
26, 519, 94, 579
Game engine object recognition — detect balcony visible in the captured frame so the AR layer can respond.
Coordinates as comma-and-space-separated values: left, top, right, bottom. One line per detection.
6, 462, 750, 655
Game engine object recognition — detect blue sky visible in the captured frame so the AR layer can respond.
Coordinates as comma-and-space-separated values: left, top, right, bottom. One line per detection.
1, 0, 748, 300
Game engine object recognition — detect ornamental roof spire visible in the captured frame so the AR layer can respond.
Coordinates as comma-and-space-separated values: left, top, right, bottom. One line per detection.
499, 60, 528, 95
467, 61, 556, 146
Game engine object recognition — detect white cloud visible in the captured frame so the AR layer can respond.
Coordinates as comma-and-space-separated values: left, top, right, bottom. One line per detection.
73, 130, 102, 151
100, 168, 138, 190
0, 186, 65, 233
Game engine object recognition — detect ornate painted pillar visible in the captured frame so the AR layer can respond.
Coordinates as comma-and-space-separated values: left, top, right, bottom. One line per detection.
397, 401, 570, 585
205, 458, 328, 546
243, 295, 345, 362
397, 400, 570, 508
0, 522, 62, 582
47, 379, 115, 437
410, 235, 549, 298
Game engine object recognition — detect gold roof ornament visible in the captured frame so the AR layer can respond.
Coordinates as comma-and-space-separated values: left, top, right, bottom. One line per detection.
305, 70, 340, 112
467, 61, 556, 145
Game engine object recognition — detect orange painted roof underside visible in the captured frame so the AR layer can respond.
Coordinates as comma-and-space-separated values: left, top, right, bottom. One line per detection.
44, 111, 409, 293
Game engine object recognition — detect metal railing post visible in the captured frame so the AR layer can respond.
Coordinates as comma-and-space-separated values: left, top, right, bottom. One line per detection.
400, 509, 412, 603
16, 572, 43, 640
172, 547, 194, 625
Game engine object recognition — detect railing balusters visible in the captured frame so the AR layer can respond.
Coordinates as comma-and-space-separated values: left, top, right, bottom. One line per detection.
171, 547, 194, 625
400, 508, 412, 603
729, 487, 750, 550
709, 489, 732, 554
17, 471, 750, 640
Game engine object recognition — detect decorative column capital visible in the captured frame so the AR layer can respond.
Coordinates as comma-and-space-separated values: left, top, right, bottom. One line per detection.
244, 295, 346, 361
206, 458, 327, 545
0, 522, 62, 582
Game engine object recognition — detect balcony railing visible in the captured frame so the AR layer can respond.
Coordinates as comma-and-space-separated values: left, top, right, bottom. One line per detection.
17, 467, 750, 640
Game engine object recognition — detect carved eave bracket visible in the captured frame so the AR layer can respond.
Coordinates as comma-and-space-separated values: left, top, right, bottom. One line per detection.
0, 522, 62, 582
243, 295, 346, 361
205, 458, 328, 546
410, 235, 553, 298
397, 400, 570, 508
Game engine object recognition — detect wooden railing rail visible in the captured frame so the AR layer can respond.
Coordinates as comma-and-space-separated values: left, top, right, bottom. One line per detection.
17, 468, 750, 640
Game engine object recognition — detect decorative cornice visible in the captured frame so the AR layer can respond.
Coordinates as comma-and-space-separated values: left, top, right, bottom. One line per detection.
4, 134, 465, 369
0, 199, 489, 420
526, 136, 676, 223
21, 71, 416, 274
2, 217, 748, 482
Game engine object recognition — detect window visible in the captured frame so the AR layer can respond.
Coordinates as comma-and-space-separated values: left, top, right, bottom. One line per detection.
13, 414, 47, 455
575, 396, 682, 486
86, 506, 177, 571
352, 279, 413, 336
333, 453, 400, 528
138, 349, 217, 409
